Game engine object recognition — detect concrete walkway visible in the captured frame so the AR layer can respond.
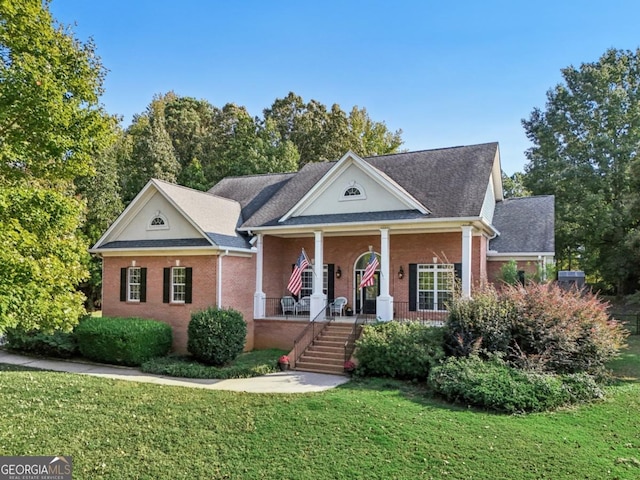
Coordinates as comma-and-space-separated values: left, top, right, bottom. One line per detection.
0, 350, 350, 393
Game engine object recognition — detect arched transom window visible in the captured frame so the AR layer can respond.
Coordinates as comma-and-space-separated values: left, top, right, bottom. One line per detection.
341, 181, 366, 201
148, 211, 169, 230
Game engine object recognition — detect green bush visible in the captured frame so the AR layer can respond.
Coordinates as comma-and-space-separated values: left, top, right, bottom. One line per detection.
5, 327, 79, 358
428, 355, 604, 413
188, 307, 247, 366
75, 317, 172, 366
354, 321, 445, 381
444, 287, 514, 357
444, 283, 628, 375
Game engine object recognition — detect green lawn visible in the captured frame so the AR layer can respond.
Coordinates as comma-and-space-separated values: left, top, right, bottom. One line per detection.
1, 339, 639, 479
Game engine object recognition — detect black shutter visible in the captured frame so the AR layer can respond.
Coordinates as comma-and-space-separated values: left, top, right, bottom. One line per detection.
409, 264, 417, 311
163, 268, 170, 303
327, 264, 335, 302
185, 267, 193, 304
120, 268, 127, 302
140, 268, 147, 303
454, 263, 462, 280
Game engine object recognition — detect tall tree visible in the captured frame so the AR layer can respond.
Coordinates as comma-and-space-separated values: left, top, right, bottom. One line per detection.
522, 48, 640, 293
0, 0, 113, 183
0, 0, 114, 331
264, 92, 403, 167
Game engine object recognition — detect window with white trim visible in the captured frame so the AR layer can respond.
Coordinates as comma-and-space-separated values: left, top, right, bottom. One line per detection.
418, 264, 454, 311
300, 265, 328, 298
148, 211, 169, 230
172, 267, 186, 303
340, 181, 366, 201
128, 267, 141, 302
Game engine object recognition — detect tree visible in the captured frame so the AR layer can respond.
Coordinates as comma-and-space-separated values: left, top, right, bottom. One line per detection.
522, 48, 640, 293
264, 92, 403, 167
501, 171, 531, 198
0, 0, 113, 183
0, 186, 88, 332
0, 0, 114, 331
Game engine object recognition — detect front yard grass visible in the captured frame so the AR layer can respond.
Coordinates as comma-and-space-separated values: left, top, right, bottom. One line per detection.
0, 339, 638, 479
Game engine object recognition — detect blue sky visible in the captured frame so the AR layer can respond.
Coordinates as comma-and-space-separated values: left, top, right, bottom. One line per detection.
50, 0, 640, 175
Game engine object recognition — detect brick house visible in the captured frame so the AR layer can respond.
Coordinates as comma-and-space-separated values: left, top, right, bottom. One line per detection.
91, 142, 554, 353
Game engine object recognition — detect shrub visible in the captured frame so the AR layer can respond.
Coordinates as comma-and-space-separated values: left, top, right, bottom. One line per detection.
504, 283, 628, 374
188, 307, 247, 366
75, 317, 172, 366
5, 328, 79, 358
428, 355, 604, 413
499, 259, 520, 286
445, 283, 628, 375
141, 349, 285, 379
354, 321, 444, 381
444, 286, 514, 357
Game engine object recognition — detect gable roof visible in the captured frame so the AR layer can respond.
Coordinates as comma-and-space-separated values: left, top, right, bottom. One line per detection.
92, 179, 251, 252
489, 195, 555, 254
209, 142, 500, 229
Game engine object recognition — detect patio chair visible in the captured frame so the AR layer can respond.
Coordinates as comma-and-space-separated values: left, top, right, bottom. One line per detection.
330, 296, 348, 316
280, 296, 297, 315
295, 296, 311, 315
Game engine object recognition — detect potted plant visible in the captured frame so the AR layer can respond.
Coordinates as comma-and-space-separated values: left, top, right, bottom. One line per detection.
345, 305, 353, 316
277, 354, 290, 371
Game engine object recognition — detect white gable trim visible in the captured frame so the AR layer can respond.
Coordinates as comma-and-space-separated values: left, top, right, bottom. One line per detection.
279, 151, 429, 222
92, 180, 216, 250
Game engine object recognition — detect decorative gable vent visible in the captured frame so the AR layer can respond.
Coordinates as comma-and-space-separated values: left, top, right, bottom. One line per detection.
341, 181, 366, 201
148, 211, 169, 230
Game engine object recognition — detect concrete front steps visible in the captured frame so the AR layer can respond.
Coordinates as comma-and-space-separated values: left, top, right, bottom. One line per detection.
295, 323, 355, 375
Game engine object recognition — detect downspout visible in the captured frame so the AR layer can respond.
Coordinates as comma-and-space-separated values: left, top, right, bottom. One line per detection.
217, 249, 229, 307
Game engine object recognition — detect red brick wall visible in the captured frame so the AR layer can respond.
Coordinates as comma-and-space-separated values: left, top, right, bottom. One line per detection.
102, 254, 255, 353
487, 259, 539, 287
220, 254, 255, 350
253, 320, 308, 350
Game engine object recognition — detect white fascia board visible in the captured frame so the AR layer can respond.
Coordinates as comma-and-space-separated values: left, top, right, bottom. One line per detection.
279, 151, 429, 222
240, 216, 492, 236
91, 179, 158, 250
91, 245, 253, 257
492, 145, 504, 202
487, 252, 555, 259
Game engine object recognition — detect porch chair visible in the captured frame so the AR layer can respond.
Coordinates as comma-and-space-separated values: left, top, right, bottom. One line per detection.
295, 296, 311, 315
280, 296, 297, 315
330, 296, 348, 316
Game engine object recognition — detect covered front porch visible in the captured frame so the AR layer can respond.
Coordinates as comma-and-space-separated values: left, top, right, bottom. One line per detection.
251, 223, 489, 323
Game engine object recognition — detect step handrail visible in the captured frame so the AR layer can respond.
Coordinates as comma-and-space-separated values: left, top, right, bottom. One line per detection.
290, 300, 333, 368
344, 315, 365, 362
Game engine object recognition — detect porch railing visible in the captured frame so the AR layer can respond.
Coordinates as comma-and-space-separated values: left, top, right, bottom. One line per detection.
344, 315, 365, 362
392, 302, 448, 326
289, 301, 333, 369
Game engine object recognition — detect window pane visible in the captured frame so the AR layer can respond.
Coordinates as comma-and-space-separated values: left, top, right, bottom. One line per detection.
418, 291, 434, 310
128, 267, 141, 301
172, 267, 186, 302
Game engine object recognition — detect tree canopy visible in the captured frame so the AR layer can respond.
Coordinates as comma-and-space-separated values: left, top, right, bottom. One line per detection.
522, 48, 640, 293
0, 0, 114, 331
117, 91, 403, 202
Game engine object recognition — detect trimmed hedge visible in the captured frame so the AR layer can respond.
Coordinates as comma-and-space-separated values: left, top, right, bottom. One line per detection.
188, 307, 247, 366
75, 317, 172, 366
5, 328, 79, 358
354, 321, 445, 381
428, 355, 604, 413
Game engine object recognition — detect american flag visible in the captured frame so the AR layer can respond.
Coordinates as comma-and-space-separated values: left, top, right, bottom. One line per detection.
287, 249, 309, 296
359, 253, 379, 289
